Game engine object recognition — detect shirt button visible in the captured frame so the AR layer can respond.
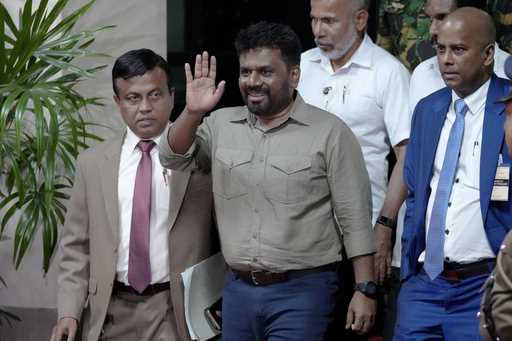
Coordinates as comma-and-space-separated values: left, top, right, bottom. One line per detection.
455, 178, 460, 183
445, 257, 450, 262
252, 257, 258, 262
445, 229, 449, 235
448, 202, 452, 207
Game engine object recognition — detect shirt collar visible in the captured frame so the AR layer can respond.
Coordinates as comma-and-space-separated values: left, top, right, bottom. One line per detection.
229, 92, 313, 127
451, 78, 491, 116
307, 34, 373, 72
124, 126, 164, 152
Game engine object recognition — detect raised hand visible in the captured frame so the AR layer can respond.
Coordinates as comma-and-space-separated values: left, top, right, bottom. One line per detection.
185, 51, 226, 117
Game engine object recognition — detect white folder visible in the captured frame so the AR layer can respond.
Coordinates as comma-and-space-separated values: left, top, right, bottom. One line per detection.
181, 252, 225, 340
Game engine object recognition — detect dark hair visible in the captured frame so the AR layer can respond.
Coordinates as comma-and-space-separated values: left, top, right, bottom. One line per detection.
234, 21, 302, 69
112, 48, 171, 95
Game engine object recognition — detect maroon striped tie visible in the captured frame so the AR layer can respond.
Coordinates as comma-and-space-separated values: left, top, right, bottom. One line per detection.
128, 140, 155, 293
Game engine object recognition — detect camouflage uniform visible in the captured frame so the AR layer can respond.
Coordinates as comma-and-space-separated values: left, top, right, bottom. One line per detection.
488, 0, 512, 54
377, 0, 435, 71
377, 0, 512, 70
480, 231, 512, 340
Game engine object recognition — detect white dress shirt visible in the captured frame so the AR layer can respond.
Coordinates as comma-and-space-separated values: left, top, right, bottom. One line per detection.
410, 44, 510, 113
298, 34, 411, 222
418, 79, 495, 264
116, 128, 171, 284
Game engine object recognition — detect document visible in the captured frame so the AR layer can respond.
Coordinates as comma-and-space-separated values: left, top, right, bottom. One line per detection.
181, 252, 225, 340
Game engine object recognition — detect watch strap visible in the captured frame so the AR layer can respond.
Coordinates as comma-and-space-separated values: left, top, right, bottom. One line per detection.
376, 215, 396, 230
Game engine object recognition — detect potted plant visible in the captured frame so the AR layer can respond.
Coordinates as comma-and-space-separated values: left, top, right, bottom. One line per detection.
0, 0, 112, 273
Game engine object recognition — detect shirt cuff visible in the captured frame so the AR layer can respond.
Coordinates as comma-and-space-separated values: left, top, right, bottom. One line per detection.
157, 124, 197, 170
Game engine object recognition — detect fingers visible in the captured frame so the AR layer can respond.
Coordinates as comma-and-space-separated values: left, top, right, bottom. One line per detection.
209, 55, 217, 80
351, 314, 364, 333
194, 54, 202, 79
68, 325, 77, 341
185, 63, 192, 84
49, 326, 58, 341
213, 80, 226, 102
351, 311, 374, 334
187, 52, 218, 81
201, 51, 210, 79
345, 305, 354, 330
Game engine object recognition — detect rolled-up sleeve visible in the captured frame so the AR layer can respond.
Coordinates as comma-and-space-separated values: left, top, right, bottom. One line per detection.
158, 118, 213, 172
327, 123, 375, 258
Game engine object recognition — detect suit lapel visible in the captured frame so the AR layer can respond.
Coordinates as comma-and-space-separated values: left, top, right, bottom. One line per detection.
101, 135, 124, 243
424, 89, 452, 187
480, 76, 506, 220
168, 170, 191, 231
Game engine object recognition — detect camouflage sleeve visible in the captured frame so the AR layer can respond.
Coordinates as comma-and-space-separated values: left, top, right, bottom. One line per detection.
376, 0, 435, 71
487, 0, 512, 54
489, 232, 512, 339
480, 231, 512, 340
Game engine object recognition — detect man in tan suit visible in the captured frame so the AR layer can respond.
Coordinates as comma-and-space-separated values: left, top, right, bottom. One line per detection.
50, 49, 216, 341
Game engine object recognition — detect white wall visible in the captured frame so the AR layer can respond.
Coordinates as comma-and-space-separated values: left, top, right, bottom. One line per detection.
0, 0, 167, 309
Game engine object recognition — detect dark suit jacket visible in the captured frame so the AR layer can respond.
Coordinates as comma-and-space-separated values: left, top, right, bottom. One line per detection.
401, 75, 512, 280
56, 134, 218, 341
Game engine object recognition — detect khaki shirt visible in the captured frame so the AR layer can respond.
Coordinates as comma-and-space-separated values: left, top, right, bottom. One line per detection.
159, 94, 374, 271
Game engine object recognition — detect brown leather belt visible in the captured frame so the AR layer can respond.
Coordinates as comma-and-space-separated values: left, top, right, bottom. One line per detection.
439, 259, 495, 282
112, 280, 170, 296
231, 262, 339, 286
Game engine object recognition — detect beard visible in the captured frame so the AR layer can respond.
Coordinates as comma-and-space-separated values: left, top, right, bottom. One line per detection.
316, 24, 359, 61
242, 85, 293, 117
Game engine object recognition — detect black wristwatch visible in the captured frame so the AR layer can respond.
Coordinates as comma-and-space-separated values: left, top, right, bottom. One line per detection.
354, 281, 378, 299
376, 215, 397, 231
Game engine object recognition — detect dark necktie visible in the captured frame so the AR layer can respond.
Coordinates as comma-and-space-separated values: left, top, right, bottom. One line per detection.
128, 140, 155, 293
424, 99, 468, 280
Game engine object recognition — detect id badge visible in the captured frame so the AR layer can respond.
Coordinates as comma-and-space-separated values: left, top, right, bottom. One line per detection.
491, 161, 510, 201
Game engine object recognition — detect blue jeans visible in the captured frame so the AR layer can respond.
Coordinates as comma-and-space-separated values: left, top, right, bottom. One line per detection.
394, 269, 489, 341
222, 270, 339, 341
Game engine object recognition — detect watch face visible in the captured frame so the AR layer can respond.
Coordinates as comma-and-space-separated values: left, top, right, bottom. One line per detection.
356, 282, 377, 296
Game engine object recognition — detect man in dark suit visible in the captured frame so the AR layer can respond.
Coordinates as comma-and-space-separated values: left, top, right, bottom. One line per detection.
49, 49, 216, 341
396, 8, 512, 341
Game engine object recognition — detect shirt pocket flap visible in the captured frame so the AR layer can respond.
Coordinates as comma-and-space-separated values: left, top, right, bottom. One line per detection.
270, 156, 311, 175
88, 278, 97, 295
216, 148, 253, 168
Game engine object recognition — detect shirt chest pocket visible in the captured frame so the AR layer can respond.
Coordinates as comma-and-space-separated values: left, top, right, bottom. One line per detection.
213, 148, 253, 199
264, 156, 312, 204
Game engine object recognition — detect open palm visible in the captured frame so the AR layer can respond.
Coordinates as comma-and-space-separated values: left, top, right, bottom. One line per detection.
185, 52, 226, 116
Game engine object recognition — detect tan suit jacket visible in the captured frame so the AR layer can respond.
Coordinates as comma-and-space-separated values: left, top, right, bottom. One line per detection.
56, 134, 217, 341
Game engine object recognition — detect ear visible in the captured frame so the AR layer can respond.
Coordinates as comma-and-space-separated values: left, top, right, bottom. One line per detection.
354, 9, 369, 33
113, 94, 120, 105
483, 43, 495, 67
289, 65, 300, 89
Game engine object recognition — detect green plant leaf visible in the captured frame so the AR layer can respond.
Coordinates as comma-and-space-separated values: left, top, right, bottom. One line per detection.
0, 0, 109, 273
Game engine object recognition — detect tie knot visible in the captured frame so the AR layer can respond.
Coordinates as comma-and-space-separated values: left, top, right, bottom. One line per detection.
137, 140, 156, 153
454, 99, 468, 116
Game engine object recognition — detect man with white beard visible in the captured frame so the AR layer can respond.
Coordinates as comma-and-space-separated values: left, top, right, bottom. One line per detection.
297, 0, 411, 339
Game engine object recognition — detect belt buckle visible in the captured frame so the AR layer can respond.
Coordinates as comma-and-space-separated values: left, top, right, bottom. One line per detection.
250, 270, 264, 285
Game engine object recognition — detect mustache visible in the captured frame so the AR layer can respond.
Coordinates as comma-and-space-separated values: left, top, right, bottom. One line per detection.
246, 86, 268, 94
